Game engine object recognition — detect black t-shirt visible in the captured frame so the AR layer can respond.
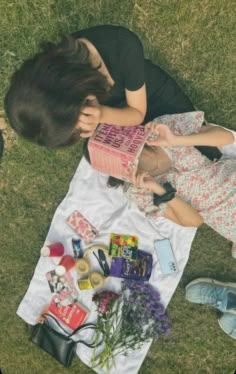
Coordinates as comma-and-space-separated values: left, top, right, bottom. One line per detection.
72, 25, 166, 108
72, 25, 194, 122
73, 26, 221, 160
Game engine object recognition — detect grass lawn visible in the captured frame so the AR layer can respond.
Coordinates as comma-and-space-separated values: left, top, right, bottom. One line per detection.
0, 1, 236, 373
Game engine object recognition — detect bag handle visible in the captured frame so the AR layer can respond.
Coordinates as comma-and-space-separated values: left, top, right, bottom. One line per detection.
72, 324, 104, 346
69, 322, 97, 338
42, 313, 101, 343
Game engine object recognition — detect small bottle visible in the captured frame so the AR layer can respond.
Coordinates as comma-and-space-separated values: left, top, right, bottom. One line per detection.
41, 242, 64, 257
55, 255, 75, 276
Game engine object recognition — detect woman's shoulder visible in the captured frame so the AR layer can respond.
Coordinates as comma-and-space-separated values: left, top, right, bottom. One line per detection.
72, 25, 143, 51
72, 24, 138, 39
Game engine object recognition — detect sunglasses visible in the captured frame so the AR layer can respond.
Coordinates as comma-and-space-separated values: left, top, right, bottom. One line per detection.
93, 249, 110, 277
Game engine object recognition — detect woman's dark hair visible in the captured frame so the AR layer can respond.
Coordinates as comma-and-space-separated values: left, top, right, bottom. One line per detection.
4, 36, 111, 148
0, 130, 4, 159
82, 138, 125, 188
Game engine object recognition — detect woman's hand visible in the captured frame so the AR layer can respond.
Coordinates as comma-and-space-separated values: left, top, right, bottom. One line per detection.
130, 166, 165, 194
77, 95, 103, 138
145, 122, 177, 147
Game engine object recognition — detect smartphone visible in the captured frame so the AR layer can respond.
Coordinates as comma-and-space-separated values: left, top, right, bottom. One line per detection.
67, 210, 98, 244
154, 239, 178, 274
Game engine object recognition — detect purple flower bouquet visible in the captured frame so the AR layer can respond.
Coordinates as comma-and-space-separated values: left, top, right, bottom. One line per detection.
92, 281, 170, 370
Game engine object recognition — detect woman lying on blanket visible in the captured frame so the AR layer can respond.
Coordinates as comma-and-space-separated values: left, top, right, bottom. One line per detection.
4, 25, 220, 160
83, 111, 236, 253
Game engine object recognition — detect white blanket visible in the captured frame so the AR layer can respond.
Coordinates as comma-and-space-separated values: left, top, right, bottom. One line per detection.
17, 156, 197, 373
17, 121, 236, 373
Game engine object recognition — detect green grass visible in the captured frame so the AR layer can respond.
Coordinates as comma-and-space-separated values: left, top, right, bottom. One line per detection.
0, 1, 236, 373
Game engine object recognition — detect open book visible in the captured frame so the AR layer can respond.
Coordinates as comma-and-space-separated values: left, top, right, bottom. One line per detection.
88, 124, 149, 181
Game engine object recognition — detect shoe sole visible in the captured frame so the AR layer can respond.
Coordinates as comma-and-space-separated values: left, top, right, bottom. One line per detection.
219, 310, 236, 316
218, 313, 236, 340
186, 278, 236, 291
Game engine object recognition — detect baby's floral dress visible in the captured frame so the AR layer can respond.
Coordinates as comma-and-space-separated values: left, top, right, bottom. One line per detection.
125, 111, 236, 243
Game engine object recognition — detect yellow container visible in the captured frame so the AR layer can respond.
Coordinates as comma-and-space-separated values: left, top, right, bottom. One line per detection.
78, 278, 93, 290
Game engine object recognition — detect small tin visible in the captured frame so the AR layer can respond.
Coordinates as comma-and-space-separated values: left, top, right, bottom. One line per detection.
90, 272, 104, 289
75, 258, 90, 274
78, 278, 93, 290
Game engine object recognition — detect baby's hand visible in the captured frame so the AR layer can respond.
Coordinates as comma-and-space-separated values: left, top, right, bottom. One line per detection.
145, 122, 176, 147
129, 166, 159, 192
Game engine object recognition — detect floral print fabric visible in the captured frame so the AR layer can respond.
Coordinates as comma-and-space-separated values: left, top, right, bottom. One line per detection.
125, 112, 236, 242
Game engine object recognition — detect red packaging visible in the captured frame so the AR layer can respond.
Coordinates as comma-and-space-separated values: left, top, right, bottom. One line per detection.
48, 300, 88, 330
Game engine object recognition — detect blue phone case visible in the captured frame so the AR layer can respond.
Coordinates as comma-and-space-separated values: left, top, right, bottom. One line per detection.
154, 239, 178, 274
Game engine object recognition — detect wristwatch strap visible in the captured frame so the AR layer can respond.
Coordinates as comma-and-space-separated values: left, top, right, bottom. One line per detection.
153, 182, 176, 206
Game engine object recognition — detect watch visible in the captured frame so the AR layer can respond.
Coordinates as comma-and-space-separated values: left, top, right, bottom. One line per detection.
153, 182, 177, 206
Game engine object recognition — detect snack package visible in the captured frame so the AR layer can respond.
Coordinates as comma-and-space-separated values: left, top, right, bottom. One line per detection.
109, 233, 138, 260
110, 249, 153, 280
67, 210, 98, 243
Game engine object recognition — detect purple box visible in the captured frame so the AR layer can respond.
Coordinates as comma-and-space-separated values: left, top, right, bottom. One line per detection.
110, 250, 153, 281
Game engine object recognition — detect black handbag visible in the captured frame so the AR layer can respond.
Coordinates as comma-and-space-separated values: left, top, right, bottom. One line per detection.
31, 313, 101, 367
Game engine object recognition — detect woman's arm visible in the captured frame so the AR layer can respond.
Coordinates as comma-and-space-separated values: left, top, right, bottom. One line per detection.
76, 27, 148, 137
101, 85, 147, 125
162, 196, 203, 227
151, 181, 203, 227
78, 86, 147, 138
175, 125, 234, 147
132, 169, 203, 227
146, 123, 234, 148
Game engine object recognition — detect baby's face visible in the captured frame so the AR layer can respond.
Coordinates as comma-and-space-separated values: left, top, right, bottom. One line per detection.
138, 146, 160, 177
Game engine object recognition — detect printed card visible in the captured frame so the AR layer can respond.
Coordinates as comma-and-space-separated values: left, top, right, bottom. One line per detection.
46, 270, 78, 302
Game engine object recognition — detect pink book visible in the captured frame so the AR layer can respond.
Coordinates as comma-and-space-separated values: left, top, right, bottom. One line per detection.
88, 124, 150, 181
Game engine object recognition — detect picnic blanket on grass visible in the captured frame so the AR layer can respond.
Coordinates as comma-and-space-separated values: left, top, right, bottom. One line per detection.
17, 157, 196, 373
17, 122, 236, 373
